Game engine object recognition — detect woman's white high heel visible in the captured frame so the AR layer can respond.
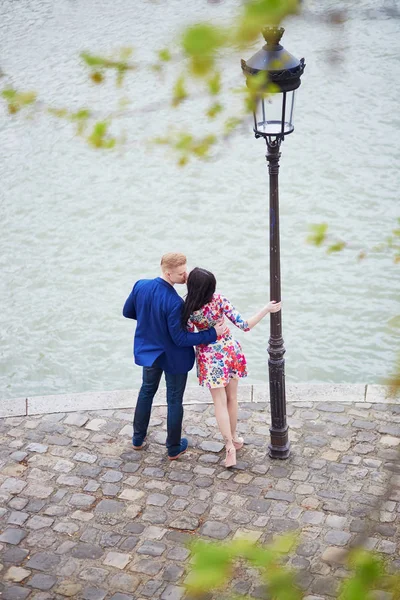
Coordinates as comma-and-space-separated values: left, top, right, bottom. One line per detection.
233, 436, 244, 450
224, 444, 236, 468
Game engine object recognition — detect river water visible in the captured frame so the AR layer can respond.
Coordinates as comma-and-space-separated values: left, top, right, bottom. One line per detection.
0, 0, 399, 400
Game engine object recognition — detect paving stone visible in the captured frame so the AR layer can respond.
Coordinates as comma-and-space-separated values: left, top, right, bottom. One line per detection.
68, 493, 96, 507
78, 567, 109, 583
71, 543, 104, 559
3, 566, 31, 583
147, 493, 169, 506
103, 551, 131, 569
0, 478, 27, 495
301, 511, 325, 525
73, 452, 97, 463
64, 413, 89, 427
143, 467, 165, 478
0, 528, 28, 545
100, 531, 122, 547
144, 526, 167, 540
100, 470, 123, 483
121, 462, 140, 473
171, 484, 191, 497
81, 587, 107, 600
94, 499, 124, 513
167, 546, 190, 561
1, 585, 31, 599
326, 515, 348, 529
8, 498, 29, 511
161, 585, 185, 600
25, 443, 48, 453
137, 540, 166, 556
7, 512, 29, 526
76, 464, 101, 477
169, 515, 199, 531
119, 536, 139, 551
56, 474, 84, 486
199, 441, 224, 453
353, 443, 375, 454
140, 579, 164, 597
25, 552, 60, 571
130, 558, 163, 576
26, 516, 54, 530
324, 530, 352, 546
22, 483, 54, 499
265, 490, 295, 502
1, 547, 30, 565
27, 574, 57, 590
108, 573, 140, 593
102, 483, 120, 496
377, 540, 397, 554
200, 521, 230, 539
169, 470, 193, 483
247, 499, 271, 513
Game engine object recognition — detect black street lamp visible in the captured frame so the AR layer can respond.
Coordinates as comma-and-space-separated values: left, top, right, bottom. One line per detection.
241, 27, 305, 459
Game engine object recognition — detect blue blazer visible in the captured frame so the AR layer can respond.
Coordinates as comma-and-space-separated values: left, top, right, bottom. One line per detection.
123, 277, 217, 374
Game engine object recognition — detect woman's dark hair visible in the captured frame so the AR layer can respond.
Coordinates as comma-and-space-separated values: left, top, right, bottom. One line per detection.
181, 267, 216, 327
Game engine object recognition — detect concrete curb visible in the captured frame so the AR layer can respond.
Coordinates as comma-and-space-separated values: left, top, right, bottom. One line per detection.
0, 383, 397, 418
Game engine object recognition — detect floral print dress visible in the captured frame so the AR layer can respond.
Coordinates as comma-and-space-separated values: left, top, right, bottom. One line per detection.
187, 293, 250, 388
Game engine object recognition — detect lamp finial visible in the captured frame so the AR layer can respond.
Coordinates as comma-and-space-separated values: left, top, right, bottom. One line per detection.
262, 26, 285, 46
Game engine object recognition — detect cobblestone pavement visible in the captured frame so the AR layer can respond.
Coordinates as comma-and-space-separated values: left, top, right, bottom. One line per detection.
0, 400, 399, 600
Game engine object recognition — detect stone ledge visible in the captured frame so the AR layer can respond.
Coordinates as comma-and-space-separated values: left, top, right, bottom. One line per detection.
0, 383, 398, 419
365, 384, 397, 404
253, 383, 367, 404
0, 397, 27, 418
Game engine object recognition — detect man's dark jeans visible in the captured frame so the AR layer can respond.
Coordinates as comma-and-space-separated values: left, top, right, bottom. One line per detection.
133, 360, 188, 457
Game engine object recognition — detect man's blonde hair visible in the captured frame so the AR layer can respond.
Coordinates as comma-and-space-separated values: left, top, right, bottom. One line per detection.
161, 252, 187, 272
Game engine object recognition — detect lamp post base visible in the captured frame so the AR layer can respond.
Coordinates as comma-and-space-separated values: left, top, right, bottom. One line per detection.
268, 428, 290, 459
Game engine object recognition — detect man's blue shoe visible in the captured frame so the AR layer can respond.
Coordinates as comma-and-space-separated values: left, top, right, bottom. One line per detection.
132, 436, 146, 450
168, 438, 188, 461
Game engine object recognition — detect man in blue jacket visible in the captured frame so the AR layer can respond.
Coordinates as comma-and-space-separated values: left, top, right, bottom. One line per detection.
123, 252, 224, 460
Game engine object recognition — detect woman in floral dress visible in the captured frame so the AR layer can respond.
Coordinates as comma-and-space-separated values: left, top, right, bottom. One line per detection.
181, 267, 281, 467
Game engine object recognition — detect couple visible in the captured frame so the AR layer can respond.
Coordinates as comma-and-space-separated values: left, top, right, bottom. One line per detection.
123, 252, 281, 467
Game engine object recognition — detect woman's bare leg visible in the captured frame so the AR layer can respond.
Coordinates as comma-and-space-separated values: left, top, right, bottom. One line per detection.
225, 378, 239, 439
210, 387, 234, 446
210, 386, 236, 467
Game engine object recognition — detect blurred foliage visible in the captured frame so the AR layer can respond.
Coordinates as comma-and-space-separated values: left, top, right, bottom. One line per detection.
80, 47, 135, 87
186, 537, 400, 600
155, 132, 217, 166
1, 88, 37, 114
0, 0, 304, 158
370, 217, 400, 264
307, 220, 400, 263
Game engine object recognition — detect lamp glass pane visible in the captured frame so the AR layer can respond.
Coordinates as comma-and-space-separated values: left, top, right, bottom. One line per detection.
255, 90, 295, 136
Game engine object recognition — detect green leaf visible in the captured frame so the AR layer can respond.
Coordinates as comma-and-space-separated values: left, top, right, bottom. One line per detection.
307, 223, 328, 247
182, 24, 225, 57
237, 0, 301, 44
1, 88, 17, 100
71, 109, 91, 120
207, 71, 221, 96
327, 241, 346, 254
158, 48, 171, 62
224, 117, 242, 135
47, 107, 69, 118
206, 102, 223, 119
172, 76, 187, 107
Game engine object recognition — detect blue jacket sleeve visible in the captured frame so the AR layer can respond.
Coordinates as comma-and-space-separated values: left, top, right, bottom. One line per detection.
167, 304, 217, 347
123, 286, 137, 320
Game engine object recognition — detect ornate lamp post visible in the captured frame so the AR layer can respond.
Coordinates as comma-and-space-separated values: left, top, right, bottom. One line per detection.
241, 27, 305, 459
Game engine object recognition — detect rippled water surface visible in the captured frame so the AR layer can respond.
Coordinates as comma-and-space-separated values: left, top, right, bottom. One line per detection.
1, 0, 399, 399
